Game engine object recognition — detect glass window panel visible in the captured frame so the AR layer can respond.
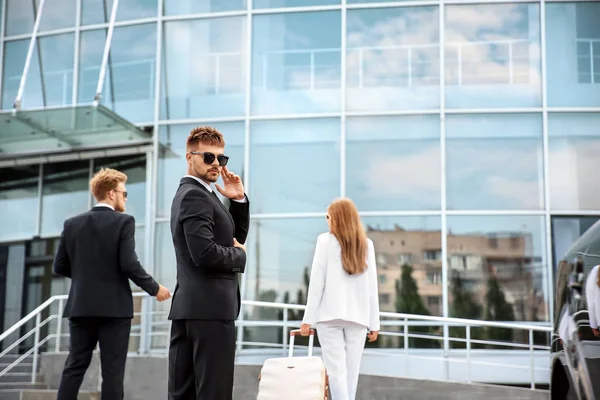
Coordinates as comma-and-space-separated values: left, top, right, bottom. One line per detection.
39, 34, 75, 107
548, 113, 600, 211
94, 154, 147, 223
78, 25, 157, 123
346, 115, 440, 211
164, 0, 245, 14
251, 11, 341, 115
151, 221, 175, 349
134, 225, 146, 268
444, 4, 542, 109
249, 118, 340, 213
2, 40, 41, 110
0, 166, 39, 242
447, 215, 549, 326
82, 0, 158, 25
40, 161, 90, 237
5, 0, 76, 36
346, 7, 440, 112
157, 122, 245, 219
244, 218, 328, 303
162, 17, 246, 120
254, 0, 338, 9
446, 113, 544, 210
2, 34, 74, 109
364, 216, 442, 319
546, 3, 600, 107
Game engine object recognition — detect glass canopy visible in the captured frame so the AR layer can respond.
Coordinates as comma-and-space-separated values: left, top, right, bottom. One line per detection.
0, 103, 152, 156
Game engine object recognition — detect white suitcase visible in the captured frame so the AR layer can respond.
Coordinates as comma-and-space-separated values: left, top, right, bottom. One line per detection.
257, 329, 329, 400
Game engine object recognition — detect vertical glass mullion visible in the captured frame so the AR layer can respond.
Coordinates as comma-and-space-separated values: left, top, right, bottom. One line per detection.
340, 0, 347, 198
238, 0, 254, 352
439, 0, 449, 357
146, 0, 164, 353
36, 163, 44, 237
71, 0, 81, 105
540, 0, 553, 322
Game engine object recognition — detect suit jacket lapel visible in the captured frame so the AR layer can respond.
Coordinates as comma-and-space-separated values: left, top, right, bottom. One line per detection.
180, 177, 235, 228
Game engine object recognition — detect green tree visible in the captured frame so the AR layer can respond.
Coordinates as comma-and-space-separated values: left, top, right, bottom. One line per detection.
395, 264, 438, 348
449, 272, 485, 349
484, 275, 515, 346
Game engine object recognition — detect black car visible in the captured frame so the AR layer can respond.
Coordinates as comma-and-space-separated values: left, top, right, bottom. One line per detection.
552, 220, 600, 400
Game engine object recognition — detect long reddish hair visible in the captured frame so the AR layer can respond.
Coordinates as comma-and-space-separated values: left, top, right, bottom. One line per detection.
327, 198, 368, 275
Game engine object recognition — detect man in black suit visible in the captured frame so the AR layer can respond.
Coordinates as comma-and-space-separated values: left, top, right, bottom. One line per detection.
53, 167, 171, 400
168, 126, 250, 400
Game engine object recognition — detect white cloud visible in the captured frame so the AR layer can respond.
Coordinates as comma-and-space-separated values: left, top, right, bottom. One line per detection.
363, 145, 441, 198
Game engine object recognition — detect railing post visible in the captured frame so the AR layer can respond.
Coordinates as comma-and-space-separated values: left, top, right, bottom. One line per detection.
590, 41, 595, 85
358, 49, 364, 88
31, 313, 41, 384
282, 308, 288, 356
466, 325, 471, 383
403, 318, 409, 377
407, 47, 412, 87
139, 295, 148, 355
55, 298, 64, 352
261, 53, 268, 92
508, 41, 513, 84
215, 55, 221, 94
529, 329, 535, 390
309, 52, 315, 90
457, 45, 462, 86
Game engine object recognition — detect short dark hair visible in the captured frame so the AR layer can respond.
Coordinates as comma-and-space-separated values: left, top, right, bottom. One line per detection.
186, 126, 225, 151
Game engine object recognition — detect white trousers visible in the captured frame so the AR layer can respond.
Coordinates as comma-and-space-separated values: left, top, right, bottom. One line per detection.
316, 320, 367, 400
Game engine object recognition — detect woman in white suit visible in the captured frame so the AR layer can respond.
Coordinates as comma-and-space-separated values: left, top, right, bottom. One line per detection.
300, 198, 380, 400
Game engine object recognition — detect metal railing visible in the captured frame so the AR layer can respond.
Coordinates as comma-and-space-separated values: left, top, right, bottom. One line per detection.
576, 38, 599, 85
0, 293, 553, 389
259, 38, 534, 91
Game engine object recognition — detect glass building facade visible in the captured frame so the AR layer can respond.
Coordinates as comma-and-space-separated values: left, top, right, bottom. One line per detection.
0, 0, 599, 351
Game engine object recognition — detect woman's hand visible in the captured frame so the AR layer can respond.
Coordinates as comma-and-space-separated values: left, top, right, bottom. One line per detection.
367, 331, 379, 342
300, 323, 311, 336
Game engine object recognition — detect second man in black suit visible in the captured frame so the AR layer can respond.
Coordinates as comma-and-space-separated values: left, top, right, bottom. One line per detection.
53, 167, 171, 400
167, 126, 250, 400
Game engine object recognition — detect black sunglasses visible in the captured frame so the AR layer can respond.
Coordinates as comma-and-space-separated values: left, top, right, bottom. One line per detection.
189, 151, 229, 167
114, 190, 128, 199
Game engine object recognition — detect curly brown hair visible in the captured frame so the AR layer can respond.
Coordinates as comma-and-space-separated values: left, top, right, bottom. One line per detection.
186, 126, 225, 152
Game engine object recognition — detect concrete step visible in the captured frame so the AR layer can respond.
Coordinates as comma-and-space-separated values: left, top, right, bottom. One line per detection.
0, 372, 44, 383
0, 363, 36, 373
0, 382, 46, 390
0, 389, 98, 400
0, 354, 34, 363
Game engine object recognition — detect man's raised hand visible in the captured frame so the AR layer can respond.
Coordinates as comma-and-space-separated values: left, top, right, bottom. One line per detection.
215, 166, 245, 201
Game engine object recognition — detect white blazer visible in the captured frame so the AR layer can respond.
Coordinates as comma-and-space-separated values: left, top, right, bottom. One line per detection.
302, 232, 381, 331
585, 265, 600, 329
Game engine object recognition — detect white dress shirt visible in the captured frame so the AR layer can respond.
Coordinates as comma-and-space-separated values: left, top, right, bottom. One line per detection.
183, 174, 247, 203
585, 265, 600, 329
95, 202, 114, 210
302, 232, 381, 331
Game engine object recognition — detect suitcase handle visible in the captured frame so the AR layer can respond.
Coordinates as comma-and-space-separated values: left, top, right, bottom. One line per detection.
288, 329, 315, 358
